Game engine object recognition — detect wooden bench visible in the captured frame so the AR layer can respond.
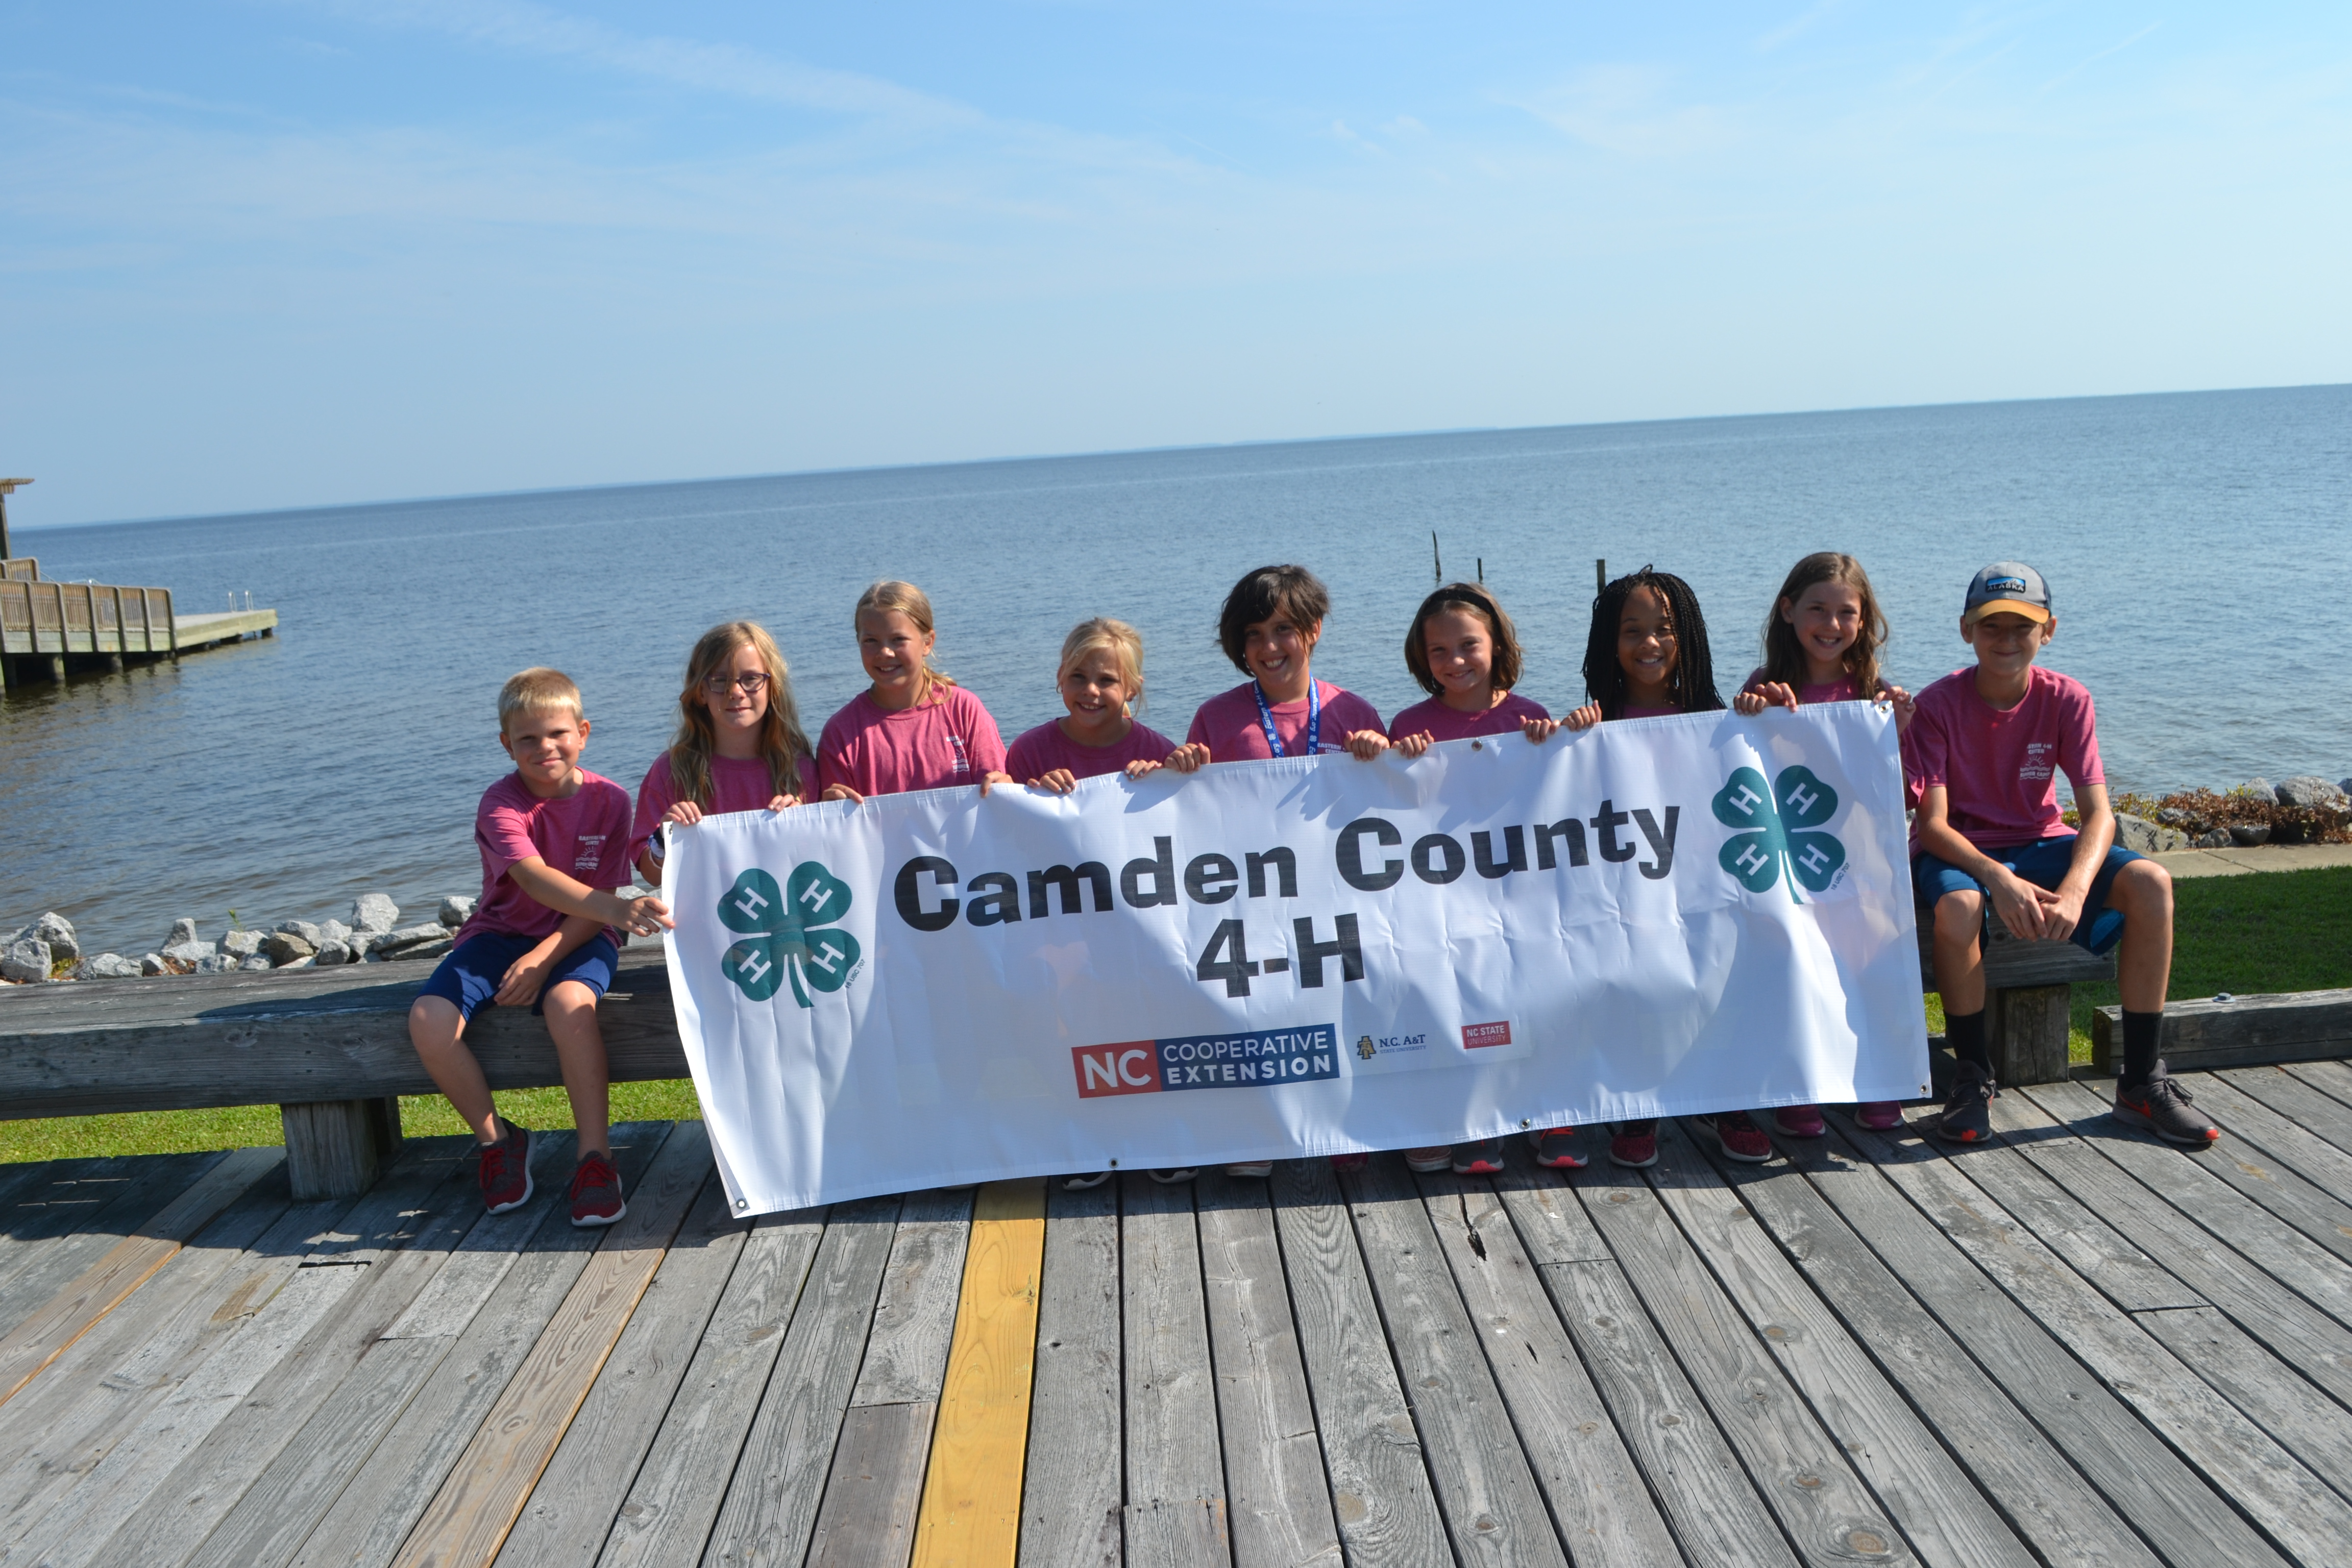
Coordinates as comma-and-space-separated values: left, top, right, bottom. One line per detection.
0, 947, 683, 1198
2091, 988, 2352, 1074
1918, 915, 2115, 1085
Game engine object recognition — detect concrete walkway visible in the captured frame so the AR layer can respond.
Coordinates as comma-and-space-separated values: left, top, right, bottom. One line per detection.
2153, 842, 2352, 879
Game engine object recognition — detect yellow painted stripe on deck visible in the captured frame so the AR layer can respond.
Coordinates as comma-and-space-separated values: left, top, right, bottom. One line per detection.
909, 1177, 1047, 1568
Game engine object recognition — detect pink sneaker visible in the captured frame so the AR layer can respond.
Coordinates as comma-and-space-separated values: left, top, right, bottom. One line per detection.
1326, 1154, 1367, 1174
1609, 1120, 1658, 1169
1854, 1100, 1904, 1131
1773, 1104, 1826, 1138
1711, 1110, 1773, 1163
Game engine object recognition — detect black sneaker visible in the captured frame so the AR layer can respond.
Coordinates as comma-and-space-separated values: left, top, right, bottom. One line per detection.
2115, 1063, 2219, 1147
1930, 1061, 1996, 1143
1451, 1138, 1508, 1175
1061, 1171, 1111, 1191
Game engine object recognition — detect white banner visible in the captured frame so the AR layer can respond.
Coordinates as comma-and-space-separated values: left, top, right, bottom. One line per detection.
662, 703, 1929, 1215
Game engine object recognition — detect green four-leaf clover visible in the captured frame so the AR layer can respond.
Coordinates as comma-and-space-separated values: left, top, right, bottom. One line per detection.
1713, 765, 1847, 901
717, 863, 861, 1007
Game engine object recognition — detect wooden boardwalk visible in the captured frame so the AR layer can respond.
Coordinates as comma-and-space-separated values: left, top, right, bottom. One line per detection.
6, 1063, 2352, 1567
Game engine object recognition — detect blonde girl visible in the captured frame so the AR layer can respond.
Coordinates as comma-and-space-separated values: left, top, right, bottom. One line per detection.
817, 580, 1011, 801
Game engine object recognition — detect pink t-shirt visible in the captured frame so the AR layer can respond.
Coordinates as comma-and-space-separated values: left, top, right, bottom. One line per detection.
1619, 702, 1683, 720
1387, 691, 1551, 743
1004, 719, 1179, 783
1186, 680, 1383, 761
1906, 665, 2104, 851
817, 684, 1008, 798
631, 751, 820, 863
1744, 666, 1862, 704
457, 769, 633, 945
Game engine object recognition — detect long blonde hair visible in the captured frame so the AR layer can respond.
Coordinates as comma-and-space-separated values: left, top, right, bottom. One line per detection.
854, 579, 957, 706
1057, 618, 1146, 713
668, 622, 813, 807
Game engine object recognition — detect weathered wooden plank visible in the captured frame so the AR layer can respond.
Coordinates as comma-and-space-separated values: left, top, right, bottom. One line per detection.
1697, 1126, 2162, 1568
0, 1157, 60, 1234
910, 1178, 1048, 1568
2092, 990, 2352, 1073
283, 1094, 403, 1199
493, 1174, 750, 1568
271, 1127, 670, 1568
1577, 1153, 1909, 1568
163, 1133, 581, 1568
0, 1151, 221, 1336
2053, 1074, 2352, 1269
1192, 1170, 1341, 1568
1488, 1161, 1612, 1264
1823, 1116, 2300, 1567
393, 1122, 713, 1568
1119, 1171, 1231, 1568
1642, 1123, 2038, 1568
11, 1144, 490, 1568
2222, 1062, 2352, 1161
1538, 1256, 1798, 1568
2186, 1070, 2352, 1195
2285, 1056, 2352, 1111
1266, 1159, 1448, 1568
0, 1143, 282, 1404
0, 948, 688, 1118
593, 1205, 829, 1568
1413, 1169, 1682, 1568
2019, 1081, 2352, 1351
853, 1187, 976, 1408
1344, 1155, 1570, 1567
0, 1157, 129, 1287
1018, 1179, 1122, 1568
697, 1192, 902, 1568
809, 1401, 936, 1568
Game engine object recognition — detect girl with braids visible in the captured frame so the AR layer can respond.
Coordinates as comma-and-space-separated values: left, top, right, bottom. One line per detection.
817, 579, 1012, 802
1566, 568, 1782, 1169
1739, 552, 1918, 1135
632, 621, 817, 886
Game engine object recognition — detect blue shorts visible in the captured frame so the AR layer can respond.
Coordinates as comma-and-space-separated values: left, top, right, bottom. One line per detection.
1913, 836, 2144, 955
417, 932, 619, 1022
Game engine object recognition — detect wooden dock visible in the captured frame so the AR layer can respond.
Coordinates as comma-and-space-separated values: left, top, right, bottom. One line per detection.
4, 1066, 2352, 1566
0, 557, 275, 693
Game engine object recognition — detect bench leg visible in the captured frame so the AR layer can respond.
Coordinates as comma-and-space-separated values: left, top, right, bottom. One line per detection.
282, 1096, 405, 1199
1989, 985, 2072, 1087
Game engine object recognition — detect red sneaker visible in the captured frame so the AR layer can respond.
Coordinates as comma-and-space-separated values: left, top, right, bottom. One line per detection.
1328, 1153, 1369, 1174
1712, 1110, 1773, 1163
569, 1150, 627, 1228
1773, 1104, 1826, 1138
1854, 1100, 1904, 1131
478, 1121, 533, 1214
1609, 1120, 1658, 1169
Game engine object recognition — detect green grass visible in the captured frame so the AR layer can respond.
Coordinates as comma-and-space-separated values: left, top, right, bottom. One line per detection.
11, 867, 2352, 1163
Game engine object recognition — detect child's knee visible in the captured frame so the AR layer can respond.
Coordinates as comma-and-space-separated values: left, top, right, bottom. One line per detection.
408, 995, 462, 1048
1931, 890, 1983, 943
2114, 859, 2174, 922
542, 980, 600, 1018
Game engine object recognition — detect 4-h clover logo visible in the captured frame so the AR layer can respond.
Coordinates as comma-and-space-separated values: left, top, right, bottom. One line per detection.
718, 864, 862, 1007
1713, 765, 1847, 900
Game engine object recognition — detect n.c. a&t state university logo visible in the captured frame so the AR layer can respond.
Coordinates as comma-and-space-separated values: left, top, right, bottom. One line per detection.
1713, 765, 1847, 900
717, 865, 862, 1007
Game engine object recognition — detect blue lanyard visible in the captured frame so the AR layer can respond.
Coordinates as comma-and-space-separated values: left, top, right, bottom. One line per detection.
1253, 679, 1319, 758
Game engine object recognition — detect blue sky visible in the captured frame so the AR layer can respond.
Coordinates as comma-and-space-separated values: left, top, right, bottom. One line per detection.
6, 2, 2349, 526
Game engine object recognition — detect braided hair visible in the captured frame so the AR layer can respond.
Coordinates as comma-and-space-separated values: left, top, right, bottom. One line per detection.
1581, 566, 1724, 720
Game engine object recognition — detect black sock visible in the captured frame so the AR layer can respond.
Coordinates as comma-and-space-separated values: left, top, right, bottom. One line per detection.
2121, 1011, 2163, 1090
1948, 1010, 1990, 1074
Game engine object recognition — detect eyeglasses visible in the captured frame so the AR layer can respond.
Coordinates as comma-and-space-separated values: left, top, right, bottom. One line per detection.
703, 672, 769, 694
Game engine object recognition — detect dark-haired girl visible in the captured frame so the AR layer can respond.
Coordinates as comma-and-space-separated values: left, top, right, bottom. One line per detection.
1741, 551, 1917, 1134
1159, 562, 1384, 1178
1566, 568, 1780, 1169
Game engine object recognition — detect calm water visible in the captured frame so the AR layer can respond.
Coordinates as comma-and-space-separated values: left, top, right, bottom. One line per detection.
9, 385, 2349, 961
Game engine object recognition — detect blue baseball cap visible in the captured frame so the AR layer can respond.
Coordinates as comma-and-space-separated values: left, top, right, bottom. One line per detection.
1963, 561, 2050, 625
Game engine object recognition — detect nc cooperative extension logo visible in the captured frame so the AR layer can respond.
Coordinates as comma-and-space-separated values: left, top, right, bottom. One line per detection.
1072, 1025, 1340, 1097
717, 865, 862, 1007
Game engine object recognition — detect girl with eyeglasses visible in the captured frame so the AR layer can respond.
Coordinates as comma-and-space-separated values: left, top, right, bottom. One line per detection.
631, 620, 817, 887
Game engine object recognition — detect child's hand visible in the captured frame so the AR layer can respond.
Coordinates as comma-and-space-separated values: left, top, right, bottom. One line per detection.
1164, 743, 1211, 774
767, 794, 796, 812
494, 945, 557, 1007
664, 801, 705, 827
976, 769, 1017, 797
617, 893, 674, 937
1520, 718, 1561, 744
1881, 684, 1917, 733
822, 783, 865, 804
1564, 704, 1602, 731
1345, 731, 1390, 761
1031, 769, 1078, 795
1986, 869, 2054, 942
1123, 758, 1162, 779
1734, 682, 1797, 716
1395, 731, 1433, 757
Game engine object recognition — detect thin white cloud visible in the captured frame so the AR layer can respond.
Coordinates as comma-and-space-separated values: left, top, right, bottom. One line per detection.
1511, 65, 1737, 157
2040, 22, 2165, 95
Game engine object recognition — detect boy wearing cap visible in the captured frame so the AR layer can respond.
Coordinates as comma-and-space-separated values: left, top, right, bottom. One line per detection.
1906, 562, 2215, 1146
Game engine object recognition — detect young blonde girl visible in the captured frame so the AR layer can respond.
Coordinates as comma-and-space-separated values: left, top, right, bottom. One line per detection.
817, 580, 1012, 801
1740, 551, 1916, 1133
1006, 620, 1181, 1189
632, 621, 816, 886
